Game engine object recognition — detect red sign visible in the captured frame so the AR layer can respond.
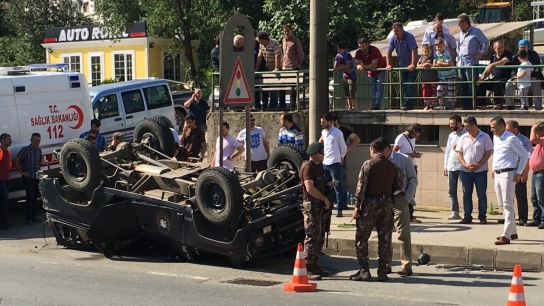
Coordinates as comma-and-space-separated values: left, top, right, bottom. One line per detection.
224, 57, 253, 104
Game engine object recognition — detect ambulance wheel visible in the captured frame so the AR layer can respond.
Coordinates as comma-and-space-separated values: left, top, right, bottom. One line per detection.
134, 116, 177, 157
267, 143, 308, 177
195, 167, 244, 226
60, 138, 102, 193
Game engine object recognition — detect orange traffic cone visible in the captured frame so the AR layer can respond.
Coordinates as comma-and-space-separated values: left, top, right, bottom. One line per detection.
283, 243, 317, 292
507, 264, 526, 306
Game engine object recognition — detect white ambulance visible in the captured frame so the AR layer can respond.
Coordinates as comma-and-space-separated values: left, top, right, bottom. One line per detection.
0, 64, 92, 199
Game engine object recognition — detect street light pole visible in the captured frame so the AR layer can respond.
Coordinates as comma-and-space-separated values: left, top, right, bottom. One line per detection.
308, 0, 329, 143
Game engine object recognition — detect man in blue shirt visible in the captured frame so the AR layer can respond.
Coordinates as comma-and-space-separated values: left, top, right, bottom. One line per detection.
14, 133, 43, 225
80, 119, 106, 152
456, 13, 490, 110
183, 89, 210, 133
386, 22, 418, 110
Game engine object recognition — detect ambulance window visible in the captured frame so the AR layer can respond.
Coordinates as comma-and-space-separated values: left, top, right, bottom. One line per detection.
93, 94, 119, 119
121, 89, 146, 114
143, 85, 172, 110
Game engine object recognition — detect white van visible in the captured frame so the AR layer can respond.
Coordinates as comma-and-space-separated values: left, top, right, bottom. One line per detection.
0, 64, 92, 199
90, 79, 178, 143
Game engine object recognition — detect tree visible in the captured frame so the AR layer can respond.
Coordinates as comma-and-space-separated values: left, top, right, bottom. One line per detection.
4, 0, 92, 64
94, 0, 232, 85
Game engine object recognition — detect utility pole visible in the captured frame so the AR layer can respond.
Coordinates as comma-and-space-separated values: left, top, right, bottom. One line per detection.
308, 0, 329, 143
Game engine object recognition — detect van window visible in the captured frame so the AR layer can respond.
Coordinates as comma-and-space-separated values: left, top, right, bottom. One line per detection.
121, 89, 146, 114
93, 94, 120, 119
143, 85, 172, 110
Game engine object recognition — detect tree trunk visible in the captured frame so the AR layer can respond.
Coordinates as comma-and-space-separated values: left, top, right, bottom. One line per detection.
173, 0, 198, 82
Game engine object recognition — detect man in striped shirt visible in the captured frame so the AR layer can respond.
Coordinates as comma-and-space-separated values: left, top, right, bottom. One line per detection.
278, 112, 303, 147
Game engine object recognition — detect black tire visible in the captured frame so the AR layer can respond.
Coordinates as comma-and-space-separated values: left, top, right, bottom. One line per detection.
267, 143, 308, 177
195, 167, 244, 226
134, 116, 177, 157
153, 115, 174, 129
60, 138, 102, 193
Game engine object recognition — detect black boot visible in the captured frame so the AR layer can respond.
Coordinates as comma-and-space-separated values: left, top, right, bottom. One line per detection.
377, 265, 389, 282
306, 264, 323, 280
350, 264, 371, 281
314, 265, 330, 277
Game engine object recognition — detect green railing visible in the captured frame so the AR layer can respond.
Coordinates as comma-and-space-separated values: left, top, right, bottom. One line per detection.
210, 65, 544, 111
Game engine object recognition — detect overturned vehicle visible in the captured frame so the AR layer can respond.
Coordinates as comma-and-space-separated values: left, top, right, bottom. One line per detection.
40, 116, 308, 266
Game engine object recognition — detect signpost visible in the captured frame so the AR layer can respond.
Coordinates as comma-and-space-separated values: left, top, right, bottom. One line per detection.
218, 14, 255, 171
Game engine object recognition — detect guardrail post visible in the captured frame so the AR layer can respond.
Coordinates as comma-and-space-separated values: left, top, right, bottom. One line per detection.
398, 70, 403, 108
471, 67, 477, 110
296, 71, 300, 112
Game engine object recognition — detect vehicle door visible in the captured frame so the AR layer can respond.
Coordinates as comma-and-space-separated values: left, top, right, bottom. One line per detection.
142, 84, 176, 126
120, 89, 148, 141
92, 93, 124, 143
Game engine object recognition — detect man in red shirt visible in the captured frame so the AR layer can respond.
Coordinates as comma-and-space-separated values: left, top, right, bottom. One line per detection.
527, 122, 544, 229
355, 37, 387, 110
0, 133, 13, 230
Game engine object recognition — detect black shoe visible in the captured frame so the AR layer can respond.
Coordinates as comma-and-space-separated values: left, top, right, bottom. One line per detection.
506, 106, 515, 110
497, 219, 505, 224
336, 212, 343, 217
525, 222, 541, 227
517, 220, 526, 226
459, 218, 472, 224
538, 224, 544, 229
350, 269, 371, 281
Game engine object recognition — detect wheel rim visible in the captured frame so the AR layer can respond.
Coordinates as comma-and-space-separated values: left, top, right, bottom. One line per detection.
205, 183, 226, 213
66, 152, 87, 182
141, 132, 161, 153
175, 113, 183, 127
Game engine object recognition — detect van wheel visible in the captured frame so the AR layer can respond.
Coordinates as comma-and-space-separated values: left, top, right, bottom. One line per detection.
60, 138, 102, 193
195, 167, 244, 226
153, 115, 174, 129
267, 143, 308, 178
134, 116, 177, 157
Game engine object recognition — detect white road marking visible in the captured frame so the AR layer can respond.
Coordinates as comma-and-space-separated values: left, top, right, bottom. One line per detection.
146, 271, 210, 281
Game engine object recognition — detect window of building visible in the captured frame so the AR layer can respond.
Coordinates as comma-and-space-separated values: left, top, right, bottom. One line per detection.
121, 89, 146, 114
93, 94, 119, 119
113, 51, 134, 82
163, 51, 184, 81
82, 2, 89, 13
143, 85, 173, 110
62, 53, 82, 72
351, 124, 439, 145
88, 52, 103, 86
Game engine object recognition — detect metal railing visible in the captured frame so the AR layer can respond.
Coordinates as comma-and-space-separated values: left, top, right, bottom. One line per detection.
209, 65, 544, 111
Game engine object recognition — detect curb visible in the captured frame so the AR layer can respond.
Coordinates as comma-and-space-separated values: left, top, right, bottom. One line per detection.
323, 238, 544, 272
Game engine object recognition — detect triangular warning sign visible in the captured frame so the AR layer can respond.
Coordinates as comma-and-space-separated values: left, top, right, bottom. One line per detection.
224, 57, 253, 103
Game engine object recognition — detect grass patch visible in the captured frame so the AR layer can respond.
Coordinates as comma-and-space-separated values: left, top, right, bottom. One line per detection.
337, 223, 356, 229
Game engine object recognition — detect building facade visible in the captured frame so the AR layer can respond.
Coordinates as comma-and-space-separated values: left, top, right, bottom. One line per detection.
41, 22, 192, 86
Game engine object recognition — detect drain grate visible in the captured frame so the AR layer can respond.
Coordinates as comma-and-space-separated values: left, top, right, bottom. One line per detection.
223, 278, 281, 287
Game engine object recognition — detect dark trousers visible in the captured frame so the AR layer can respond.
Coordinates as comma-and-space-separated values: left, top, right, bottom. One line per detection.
254, 90, 269, 109
476, 78, 508, 106
251, 159, 268, 172
0, 180, 9, 226
515, 181, 529, 222
279, 68, 299, 109
23, 177, 39, 221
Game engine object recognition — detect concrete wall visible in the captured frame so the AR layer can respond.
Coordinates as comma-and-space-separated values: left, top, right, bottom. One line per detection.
206, 110, 536, 212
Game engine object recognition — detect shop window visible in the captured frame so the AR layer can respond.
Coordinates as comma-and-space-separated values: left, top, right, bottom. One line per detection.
113, 52, 134, 82
121, 89, 146, 114
89, 53, 103, 86
62, 54, 82, 72
143, 85, 172, 110
163, 52, 184, 81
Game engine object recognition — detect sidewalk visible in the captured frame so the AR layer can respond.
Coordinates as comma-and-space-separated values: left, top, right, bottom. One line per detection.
324, 205, 544, 271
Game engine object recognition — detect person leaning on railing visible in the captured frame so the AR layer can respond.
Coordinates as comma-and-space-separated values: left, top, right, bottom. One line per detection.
476, 41, 512, 110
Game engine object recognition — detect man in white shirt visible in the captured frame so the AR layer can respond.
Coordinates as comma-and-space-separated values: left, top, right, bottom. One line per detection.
237, 115, 270, 172
319, 113, 347, 217
422, 13, 451, 46
210, 122, 244, 171
455, 116, 493, 225
490, 117, 530, 245
443, 115, 467, 220
393, 123, 422, 223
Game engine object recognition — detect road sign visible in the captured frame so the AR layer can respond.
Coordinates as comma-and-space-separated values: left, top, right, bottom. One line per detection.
219, 14, 255, 108
224, 57, 253, 104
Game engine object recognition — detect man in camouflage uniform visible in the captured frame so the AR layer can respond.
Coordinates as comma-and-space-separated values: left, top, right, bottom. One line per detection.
350, 138, 403, 282
300, 142, 333, 280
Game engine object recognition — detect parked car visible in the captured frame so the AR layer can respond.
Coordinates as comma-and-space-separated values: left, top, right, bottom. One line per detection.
524, 19, 544, 45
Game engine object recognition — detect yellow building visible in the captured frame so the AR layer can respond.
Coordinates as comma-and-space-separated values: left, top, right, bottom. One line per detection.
41, 22, 193, 86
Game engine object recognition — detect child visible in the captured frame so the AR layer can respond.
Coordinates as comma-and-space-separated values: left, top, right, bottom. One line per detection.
433, 38, 456, 110
512, 49, 533, 110
417, 44, 438, 110
334, 41, 357, 110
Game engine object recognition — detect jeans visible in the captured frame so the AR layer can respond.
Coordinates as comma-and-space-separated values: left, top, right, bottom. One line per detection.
448, 170, 460, 212
458, 67, 478, 109
459, 170, 488, 221
401, 70, 418, 109
368, 72, 386, 108
23, 177, 40, 221
515, 181, 529, 222
323, 162, 347, 212
531, 172, 544, 224
0, 179, 10, 226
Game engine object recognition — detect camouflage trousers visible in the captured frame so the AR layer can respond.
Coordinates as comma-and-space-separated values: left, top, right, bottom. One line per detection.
355, 198, 394, 268
303, 209, 326, 265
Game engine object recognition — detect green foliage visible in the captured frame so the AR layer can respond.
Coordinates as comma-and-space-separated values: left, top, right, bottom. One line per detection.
2, 0, 92, 65
513, 0, 533, 21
